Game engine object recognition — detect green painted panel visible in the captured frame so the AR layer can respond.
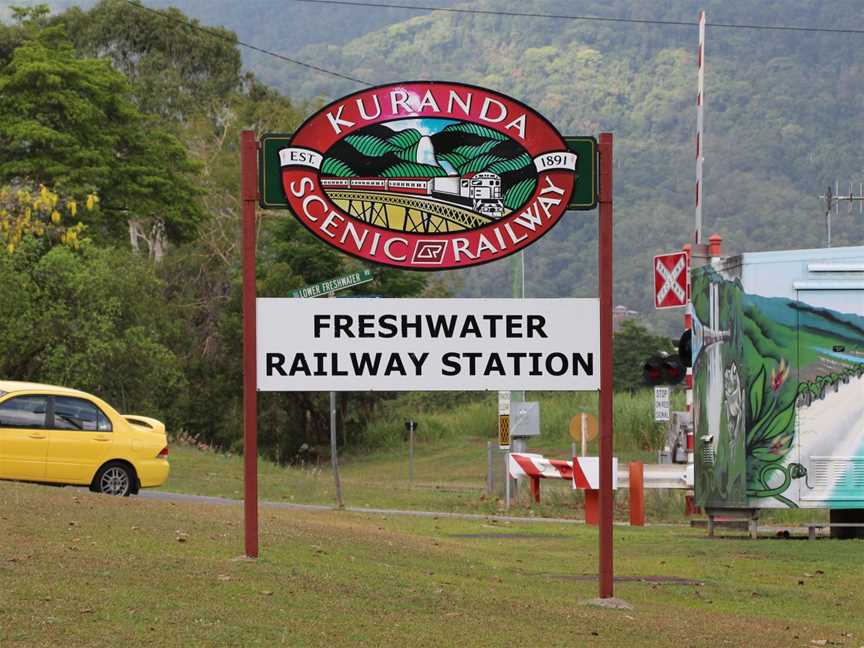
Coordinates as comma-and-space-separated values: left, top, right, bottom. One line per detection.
259, 133, 598, 211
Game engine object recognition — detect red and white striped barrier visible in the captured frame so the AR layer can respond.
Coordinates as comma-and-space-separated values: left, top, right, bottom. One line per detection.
509, 453, 572, 481
508, 453, 618, 490
571, 456, 619, 491
508, 453, 621, 525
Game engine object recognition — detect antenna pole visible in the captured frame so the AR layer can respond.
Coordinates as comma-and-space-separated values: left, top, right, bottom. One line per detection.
818, 180, 864, 247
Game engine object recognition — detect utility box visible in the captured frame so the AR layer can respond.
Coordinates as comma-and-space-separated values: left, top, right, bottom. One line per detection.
510, 401, 540, 437
692, 245, 864, 516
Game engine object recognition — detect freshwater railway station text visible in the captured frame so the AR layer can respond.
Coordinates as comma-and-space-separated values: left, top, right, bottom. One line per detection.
257, 299, 601, 392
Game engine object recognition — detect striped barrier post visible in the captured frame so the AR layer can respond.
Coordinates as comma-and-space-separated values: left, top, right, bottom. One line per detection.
685, 9, 706, 518
694, 9, 705, 247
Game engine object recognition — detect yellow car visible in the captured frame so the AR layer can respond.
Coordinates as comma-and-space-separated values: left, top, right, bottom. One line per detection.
0, 381, 169, 496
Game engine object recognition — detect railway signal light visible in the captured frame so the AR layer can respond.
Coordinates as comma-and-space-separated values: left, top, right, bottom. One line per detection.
643, 352, 686, 386
678, 330, 692, 368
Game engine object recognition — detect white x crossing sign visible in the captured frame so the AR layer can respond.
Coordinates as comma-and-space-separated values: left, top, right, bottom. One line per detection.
654, 252, 689, 309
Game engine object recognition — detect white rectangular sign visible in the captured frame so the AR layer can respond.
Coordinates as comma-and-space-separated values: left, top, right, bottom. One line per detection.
257, 298, 600, 392
498, 391, 511, 416
654, 386, 671, 421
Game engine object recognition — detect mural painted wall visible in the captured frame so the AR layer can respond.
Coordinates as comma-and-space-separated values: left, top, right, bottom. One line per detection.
693, 263, 864, 509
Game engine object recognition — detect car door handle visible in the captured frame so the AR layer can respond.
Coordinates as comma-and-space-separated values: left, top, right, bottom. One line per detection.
93, 437, 111, 442
28, 433, 47, 439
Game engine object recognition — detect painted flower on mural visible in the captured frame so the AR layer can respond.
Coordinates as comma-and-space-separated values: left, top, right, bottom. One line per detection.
770, 358, 789, 392
745, 362, 800, 506
769, 434, 793, 456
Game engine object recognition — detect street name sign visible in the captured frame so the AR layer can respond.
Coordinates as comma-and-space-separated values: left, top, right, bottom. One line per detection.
257, 298, 600, 392
654, 251, 689, 309
288, 270, 373, 298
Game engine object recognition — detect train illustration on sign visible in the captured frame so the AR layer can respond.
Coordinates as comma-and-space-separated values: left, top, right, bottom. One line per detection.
320, 172, 506, 218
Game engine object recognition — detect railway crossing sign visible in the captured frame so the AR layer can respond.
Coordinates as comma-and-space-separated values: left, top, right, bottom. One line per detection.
654, 251, 689, 309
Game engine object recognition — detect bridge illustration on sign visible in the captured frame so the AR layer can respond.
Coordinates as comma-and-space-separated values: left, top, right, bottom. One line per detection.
318, 117, 538, 234
321, 175, 503, 233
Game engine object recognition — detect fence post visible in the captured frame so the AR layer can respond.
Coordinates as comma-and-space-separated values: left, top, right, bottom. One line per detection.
530, 476, 541, 504
585, 489, 600, 526
486, 441, 494, 495
629, 462, 645, 526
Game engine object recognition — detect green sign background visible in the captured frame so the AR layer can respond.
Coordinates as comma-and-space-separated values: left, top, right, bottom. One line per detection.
259, 133, 597, 211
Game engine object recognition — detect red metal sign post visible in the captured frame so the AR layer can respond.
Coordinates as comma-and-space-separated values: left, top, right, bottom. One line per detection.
598, 133, 614, 598
241, 130, 259, 558
240, 127, 615, 596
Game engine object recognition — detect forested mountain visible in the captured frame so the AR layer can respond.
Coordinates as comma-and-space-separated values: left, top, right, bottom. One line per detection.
257, 0, 864, 331
1, 0, 462, 57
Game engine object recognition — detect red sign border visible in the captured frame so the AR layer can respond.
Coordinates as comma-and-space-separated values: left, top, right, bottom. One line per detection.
653, 251, 690, 310
279, 80, 581, 272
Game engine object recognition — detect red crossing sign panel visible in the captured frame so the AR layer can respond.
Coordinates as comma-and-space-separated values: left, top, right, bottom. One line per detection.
653, 251, 688, 309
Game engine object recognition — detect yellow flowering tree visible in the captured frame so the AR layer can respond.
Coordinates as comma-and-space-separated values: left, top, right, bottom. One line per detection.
0, 184, 98, 254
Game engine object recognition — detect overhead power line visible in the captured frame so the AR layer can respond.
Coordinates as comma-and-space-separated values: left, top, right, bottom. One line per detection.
123, 0, 864, 93
123, 0, 374, 86
290, 0, 864, 36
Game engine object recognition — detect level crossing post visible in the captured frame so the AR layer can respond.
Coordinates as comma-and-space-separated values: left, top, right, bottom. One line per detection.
241, 130, 259, 558
598, 132, 614, 598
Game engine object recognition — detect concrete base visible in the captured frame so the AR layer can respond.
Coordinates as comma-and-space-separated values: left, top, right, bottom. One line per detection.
705, 507, 759, 539
582, 597, 634, 610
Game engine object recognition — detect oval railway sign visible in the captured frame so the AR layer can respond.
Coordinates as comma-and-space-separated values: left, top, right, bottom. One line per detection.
274, 81, 583, 270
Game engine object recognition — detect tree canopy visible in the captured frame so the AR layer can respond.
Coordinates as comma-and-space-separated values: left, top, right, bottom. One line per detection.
0, 20, 203, 250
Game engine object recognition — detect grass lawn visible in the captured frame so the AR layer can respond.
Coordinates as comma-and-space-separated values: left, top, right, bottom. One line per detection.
162, 441, 690, 521
161, 389, 699, 520
2, 480, 862, 647
162, 441, 822, 526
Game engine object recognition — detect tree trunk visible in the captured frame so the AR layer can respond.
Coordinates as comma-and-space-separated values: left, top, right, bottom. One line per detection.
128, 219, 142, 254
150, 219, 166, 263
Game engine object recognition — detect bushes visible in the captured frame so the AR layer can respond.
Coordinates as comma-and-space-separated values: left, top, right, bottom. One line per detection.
0, 243, 185, 423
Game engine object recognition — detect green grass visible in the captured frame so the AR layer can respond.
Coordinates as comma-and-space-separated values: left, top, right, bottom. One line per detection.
360, 389, 681, 458
1, 480, 862, 647
163, 389, 690, 520
163, 384, 830, 527
162, 440, 694, 522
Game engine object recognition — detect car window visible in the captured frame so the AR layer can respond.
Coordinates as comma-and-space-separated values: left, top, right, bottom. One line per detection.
52, 396, 110, 432
0, 396, 48, 429
97, 410, 112, 432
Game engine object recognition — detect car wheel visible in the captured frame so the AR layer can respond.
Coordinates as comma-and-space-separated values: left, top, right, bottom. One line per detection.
95, 462, 133, 496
